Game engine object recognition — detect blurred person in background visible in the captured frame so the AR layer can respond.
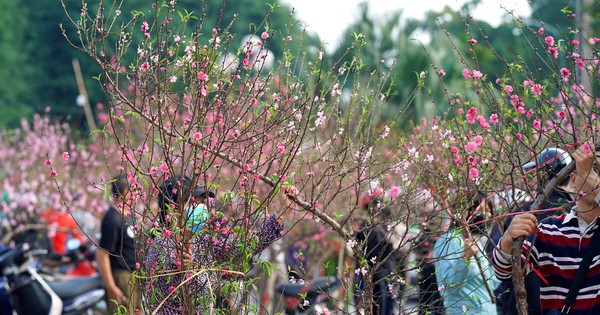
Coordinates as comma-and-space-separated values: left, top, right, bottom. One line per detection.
411, 189, 446, 315
433, 191, 500, 315
42, 207, 86, 254
354, 187, 402, 315
97, 174, 140, 314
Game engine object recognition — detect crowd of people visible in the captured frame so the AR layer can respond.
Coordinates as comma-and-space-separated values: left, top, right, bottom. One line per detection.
93, 174, 284, 314
7, 142, 599, 314
351, 142, 600, 315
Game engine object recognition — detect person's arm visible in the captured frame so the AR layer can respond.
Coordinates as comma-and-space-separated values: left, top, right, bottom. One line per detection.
498, 213, 537, 254
491, 213, 537, 279
433, 231, 481, 291
96, 249, 123, 305
571, 142, 600, 205
97, 214, 123, 306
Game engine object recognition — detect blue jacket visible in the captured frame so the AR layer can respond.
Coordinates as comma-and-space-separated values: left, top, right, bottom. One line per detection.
434, 229, 500, 315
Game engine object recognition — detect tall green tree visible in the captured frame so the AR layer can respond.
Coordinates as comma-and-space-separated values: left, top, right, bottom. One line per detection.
327, 4, 431, 125
0, 0, 34, 128
0, 0, 302, 131
18, 0, 101, 130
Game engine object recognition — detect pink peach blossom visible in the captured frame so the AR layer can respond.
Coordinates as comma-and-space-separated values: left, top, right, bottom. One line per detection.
469, 167, 479, 179
192, 132, 202, 141
388, 186, 402, 199
462, 69, 471, 79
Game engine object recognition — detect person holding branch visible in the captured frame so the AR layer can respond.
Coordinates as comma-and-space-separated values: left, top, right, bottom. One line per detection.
433, 190, 500, 315
492, 142, 600, 314
491, 147, 573, 315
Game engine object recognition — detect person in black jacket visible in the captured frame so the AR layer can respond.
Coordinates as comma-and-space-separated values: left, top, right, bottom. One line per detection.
354, 187, 402, 315
491, 148, 573, 315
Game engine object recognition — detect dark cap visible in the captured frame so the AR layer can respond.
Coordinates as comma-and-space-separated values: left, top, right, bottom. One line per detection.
192, 186, 215, 199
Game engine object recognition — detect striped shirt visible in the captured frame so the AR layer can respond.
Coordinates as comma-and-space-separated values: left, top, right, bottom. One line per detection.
492, 208, 600, 314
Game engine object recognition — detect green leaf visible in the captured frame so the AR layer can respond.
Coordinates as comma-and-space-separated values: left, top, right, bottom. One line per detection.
272, 183, 281, 196
130, 10, 145, 17
139, 177, 149, 189
560, 5, 572, 14
104, 181, 111, 200
89, 129, 109, 136
124, 110, 141, 118
266, 2, 281, 10
261, 259, 274, 277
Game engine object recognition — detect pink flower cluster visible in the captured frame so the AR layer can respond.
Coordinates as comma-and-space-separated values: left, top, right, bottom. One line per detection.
0, 114, 123, 234
463, 68, 483, 80
544, 36, 559, 59
523, 80, 543, 96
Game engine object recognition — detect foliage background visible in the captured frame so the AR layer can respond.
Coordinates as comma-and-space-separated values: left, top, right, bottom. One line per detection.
1, 0, 597, 131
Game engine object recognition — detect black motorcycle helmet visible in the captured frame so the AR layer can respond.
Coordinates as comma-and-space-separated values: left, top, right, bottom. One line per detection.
522, 148, 572, 179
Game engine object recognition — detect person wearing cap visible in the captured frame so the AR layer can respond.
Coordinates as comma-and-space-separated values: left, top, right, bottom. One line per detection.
145, 176, 284, 314
490, 148, 574, 315
492, 142, 600, 315
521, 148, 574, 220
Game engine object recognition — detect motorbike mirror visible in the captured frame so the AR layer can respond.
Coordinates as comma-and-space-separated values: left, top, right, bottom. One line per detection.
66, 239, 81, 251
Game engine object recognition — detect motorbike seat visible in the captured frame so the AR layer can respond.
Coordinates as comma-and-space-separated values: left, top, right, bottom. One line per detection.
47, 275, 103, 300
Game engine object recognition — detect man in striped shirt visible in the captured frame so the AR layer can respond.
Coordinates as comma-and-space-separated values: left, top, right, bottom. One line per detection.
492, 143, 600, 314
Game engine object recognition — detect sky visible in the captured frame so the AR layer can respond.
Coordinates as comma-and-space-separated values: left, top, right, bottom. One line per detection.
280, 0, 532, 49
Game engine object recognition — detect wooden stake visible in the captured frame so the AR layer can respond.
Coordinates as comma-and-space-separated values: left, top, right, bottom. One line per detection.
72, 59, 97, 131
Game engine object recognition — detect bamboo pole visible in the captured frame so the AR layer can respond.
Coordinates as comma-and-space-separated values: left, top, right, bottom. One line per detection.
72, 58, 97, 131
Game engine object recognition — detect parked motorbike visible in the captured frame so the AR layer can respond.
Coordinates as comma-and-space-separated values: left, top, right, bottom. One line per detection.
0, 242, 105, 315
276, 276, 340, 315
0, 245, 11, 315
42, 239, 98, 277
